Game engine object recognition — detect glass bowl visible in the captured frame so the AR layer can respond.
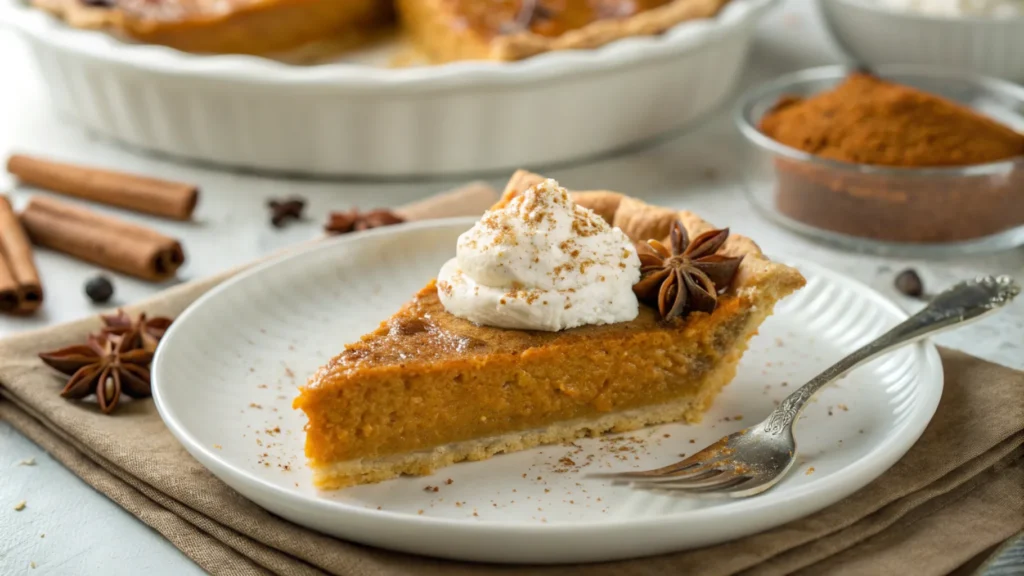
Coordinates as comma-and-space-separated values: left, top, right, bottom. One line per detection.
735, 65, 1024, 257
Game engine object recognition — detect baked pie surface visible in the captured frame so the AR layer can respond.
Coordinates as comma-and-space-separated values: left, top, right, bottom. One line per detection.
31, 0, 392, 55
397, 0, 730, 62
31, 0, 731, 59
293, 170, 805, 489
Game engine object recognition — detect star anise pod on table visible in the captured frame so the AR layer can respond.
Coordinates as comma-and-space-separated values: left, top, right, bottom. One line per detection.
39, 333, 153, 414
267, 197, 306, 228
324, 209, 405, 235
100, 309, 173, 352
633, 221, 744, 321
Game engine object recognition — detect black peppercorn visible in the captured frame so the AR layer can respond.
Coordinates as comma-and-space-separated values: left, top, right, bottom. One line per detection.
85, 276, 115, 304
895, 269, 924, 298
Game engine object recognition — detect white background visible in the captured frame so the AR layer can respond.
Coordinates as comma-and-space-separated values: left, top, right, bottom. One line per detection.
2, 1, 1022, 573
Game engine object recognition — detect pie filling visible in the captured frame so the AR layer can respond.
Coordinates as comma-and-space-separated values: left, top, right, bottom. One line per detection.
297, 285, 758, 475
302, 299, 766, 488
121, 0, 394, 56
314, 382, 723, 488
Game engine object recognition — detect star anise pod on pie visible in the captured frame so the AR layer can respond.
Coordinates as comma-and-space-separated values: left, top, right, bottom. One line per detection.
633, 221, 744, 321
39, 333, 153, 414
100, 309, 173, 352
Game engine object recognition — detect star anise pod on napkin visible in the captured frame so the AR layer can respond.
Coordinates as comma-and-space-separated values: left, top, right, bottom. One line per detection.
633, 221, 744, 321
324, 209, 405, 235
39, 333, 153, 414
100, 309, 173, 352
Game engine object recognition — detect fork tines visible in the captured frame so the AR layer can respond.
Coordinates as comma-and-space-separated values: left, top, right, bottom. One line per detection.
633, 474, 754, 493
587, 451, 732, 484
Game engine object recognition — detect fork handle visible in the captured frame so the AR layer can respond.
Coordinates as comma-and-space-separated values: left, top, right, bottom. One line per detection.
761, 275, 1020, 436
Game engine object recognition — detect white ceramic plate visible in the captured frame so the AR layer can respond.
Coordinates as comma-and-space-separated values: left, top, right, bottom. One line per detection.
152, 219, 943, 564
3, 0, 777, 176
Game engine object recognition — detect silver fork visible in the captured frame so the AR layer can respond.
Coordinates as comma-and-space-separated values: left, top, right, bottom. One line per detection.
588, 275, 1020, 497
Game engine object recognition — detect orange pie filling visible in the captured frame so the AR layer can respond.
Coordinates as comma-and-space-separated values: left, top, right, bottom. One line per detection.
295, 283, 764, 487
118, 0, 394, 55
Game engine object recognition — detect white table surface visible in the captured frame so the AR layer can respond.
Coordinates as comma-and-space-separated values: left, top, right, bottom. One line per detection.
1, 1, 1022, 574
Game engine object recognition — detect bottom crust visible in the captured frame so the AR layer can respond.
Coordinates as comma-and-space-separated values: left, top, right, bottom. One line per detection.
311, 308, 764, 489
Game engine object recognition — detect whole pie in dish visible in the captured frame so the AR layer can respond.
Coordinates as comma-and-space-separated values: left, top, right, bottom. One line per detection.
293, 170, 805, 489
31, 0, 732, 60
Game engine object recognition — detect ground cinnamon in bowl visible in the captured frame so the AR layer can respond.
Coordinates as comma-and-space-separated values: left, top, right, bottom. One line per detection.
757, 72, 1024, 244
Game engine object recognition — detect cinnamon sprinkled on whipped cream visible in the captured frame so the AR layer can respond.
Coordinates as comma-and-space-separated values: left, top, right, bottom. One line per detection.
437, 179, 641, 331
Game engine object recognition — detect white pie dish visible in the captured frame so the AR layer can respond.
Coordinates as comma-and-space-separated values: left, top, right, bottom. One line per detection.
818, 0, 1024, 82
151, 218, 943, 564
2, 0, 776, 177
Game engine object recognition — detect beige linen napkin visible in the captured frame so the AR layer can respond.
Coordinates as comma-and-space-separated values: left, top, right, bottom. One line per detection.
2, 184, 1022, 576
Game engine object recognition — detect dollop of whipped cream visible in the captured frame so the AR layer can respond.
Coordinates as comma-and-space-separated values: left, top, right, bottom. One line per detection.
437, 179, 641, 332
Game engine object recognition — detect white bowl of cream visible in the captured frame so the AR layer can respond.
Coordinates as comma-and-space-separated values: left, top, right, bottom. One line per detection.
818, 0, 1024, 82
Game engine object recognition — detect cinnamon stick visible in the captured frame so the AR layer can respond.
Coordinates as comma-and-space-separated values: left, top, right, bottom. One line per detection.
19, 197, 185, 282
0, 249, 17, 313
0, 196, 43, 313
7, 154, 199, 221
